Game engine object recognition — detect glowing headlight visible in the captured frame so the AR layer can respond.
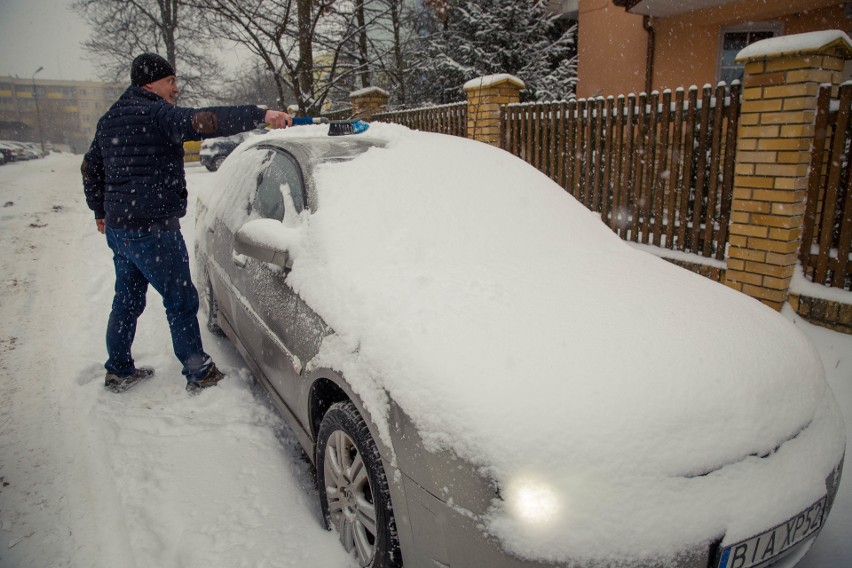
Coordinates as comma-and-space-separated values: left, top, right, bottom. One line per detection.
504, 476, 561, 525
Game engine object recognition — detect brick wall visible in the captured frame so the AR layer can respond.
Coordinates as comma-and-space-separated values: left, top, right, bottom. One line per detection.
724, 33, 852, 311
463, 75, 525, 146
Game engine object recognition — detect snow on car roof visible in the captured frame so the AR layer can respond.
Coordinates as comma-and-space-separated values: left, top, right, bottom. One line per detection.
238, 122, 845, 563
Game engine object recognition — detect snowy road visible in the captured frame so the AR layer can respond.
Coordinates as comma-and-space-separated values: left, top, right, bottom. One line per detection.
0, 154, 353, 568
0, 154, 849, 567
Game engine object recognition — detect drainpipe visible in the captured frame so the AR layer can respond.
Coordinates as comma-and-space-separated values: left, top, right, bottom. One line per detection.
643, 15, 655, 94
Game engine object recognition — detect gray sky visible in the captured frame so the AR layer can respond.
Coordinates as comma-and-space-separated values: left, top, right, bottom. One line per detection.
0, 0, 253, 85
0, 0, 99, 81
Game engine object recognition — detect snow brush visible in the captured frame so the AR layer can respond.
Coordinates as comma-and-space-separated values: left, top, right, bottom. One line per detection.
328, 119, 369, 136
291, 117, 330, 126
288, 116, 369, 136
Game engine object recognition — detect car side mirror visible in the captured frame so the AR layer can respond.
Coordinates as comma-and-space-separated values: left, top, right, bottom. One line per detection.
234, 219, 291, 269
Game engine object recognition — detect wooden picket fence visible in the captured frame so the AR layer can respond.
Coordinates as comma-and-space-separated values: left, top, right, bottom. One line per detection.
322, 107, 355, 121
373, 102, 467, 138
328, 79, 851, 293
500, 83, 741, 263
802, 83, 852, 291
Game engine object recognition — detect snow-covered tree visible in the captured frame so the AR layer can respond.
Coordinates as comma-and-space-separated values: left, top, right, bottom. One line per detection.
192, 0, 417, 114
411, 0, 577, 104
217, 60, 294, 109
72, 0, 222, 104
318, 0, 423, 109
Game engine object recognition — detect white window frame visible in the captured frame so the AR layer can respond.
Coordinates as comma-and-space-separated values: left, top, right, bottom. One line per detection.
717, 21, 784, 85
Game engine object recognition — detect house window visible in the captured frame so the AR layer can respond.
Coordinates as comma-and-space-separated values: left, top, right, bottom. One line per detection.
719, 25, 781, 85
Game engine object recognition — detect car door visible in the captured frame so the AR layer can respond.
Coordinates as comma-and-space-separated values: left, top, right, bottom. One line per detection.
228, 146, 328, 424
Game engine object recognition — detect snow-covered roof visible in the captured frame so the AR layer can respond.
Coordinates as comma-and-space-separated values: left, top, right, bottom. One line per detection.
463, 73, 525, 91
737, 30, 852, 62
617, 0, 738, 17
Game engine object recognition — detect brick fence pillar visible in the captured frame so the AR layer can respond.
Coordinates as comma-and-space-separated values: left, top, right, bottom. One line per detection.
723, 31, 852, 311
350, 87, 389, 121
463, 74, 525, 146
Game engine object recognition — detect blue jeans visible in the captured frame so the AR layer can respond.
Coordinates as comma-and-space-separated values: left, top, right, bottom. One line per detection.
105, 226, 210, 381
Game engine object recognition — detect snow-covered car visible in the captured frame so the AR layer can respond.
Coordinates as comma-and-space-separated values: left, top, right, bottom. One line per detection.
0, 141, 23, 162
19, 141, 45, 158
194, 123, 846, 568
4, 141, 38, 160
199, 129, 266, 172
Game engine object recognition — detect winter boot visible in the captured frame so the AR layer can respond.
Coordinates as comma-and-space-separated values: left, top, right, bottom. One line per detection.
104, 366, 155, 393
186, 363, 225, 394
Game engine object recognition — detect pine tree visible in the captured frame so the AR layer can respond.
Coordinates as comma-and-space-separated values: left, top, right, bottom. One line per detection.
411, 0, 577, 104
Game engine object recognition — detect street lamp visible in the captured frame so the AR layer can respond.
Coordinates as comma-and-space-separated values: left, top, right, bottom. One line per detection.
31, 66, 46, 155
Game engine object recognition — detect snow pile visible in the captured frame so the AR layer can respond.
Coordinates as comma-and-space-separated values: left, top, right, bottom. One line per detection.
234, 124, 846, 562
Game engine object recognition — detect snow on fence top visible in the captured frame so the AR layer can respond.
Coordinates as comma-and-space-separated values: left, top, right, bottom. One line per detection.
463, 73, 525, 91
736, 29, 852, 62
505, 80, 738, 116
374, 101, 467, 116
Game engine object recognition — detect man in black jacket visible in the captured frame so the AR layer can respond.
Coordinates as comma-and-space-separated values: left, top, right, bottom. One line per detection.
82, 53, 292, 394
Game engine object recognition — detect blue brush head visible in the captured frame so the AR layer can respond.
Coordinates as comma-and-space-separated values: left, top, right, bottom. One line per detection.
328, 120, 370, 136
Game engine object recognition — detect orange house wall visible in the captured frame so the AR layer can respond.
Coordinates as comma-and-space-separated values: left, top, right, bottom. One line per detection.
578, 0, 850, 99
577, 0, 647, 98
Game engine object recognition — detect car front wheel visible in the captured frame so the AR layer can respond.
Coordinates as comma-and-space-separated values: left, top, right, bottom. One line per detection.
317, 401, 401, 567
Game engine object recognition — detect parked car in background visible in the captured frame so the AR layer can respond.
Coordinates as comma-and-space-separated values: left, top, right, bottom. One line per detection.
19, 142, 46, 158
0, 141, 23, 162
0, 149, 5, 166
6, 141, 39, 160
195, 123, 846, 568
199, 129, 266, 172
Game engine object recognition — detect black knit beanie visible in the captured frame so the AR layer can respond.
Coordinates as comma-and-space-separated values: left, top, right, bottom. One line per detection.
131, 53, 175, 86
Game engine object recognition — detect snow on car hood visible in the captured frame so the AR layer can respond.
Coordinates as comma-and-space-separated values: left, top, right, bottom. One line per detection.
260, 123, 845, 562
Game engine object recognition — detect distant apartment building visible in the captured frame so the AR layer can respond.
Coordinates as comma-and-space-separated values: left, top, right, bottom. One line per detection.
0, 76, 124, 153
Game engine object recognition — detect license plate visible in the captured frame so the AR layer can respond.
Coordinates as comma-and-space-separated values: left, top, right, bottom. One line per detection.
717, 496, 827, 568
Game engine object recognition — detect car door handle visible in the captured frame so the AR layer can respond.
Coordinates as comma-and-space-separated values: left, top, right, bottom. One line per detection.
232, 250, 247, 268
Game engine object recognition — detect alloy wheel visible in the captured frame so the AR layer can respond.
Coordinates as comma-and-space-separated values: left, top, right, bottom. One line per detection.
323, 428, 378, 564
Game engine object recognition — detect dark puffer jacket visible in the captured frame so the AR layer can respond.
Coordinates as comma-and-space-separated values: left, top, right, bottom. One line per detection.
82, 86, 267, 230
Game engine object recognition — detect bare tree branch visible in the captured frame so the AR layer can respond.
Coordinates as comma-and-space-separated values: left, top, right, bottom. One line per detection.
72, 0, 223, 104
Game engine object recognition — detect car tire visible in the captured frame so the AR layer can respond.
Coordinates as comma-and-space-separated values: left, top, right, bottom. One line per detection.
317, 401, 401, 568
211, 155, 226, 172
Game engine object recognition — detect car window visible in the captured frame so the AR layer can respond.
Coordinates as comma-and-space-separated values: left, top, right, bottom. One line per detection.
253, 149, 305, 221
206, 146, 306, 234
206, 147, 269, 233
